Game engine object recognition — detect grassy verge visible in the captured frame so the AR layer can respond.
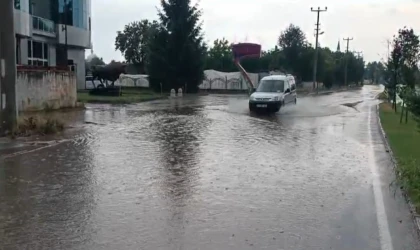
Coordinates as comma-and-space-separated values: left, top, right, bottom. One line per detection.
379, 102, 420, 211
77, 88, 165, 104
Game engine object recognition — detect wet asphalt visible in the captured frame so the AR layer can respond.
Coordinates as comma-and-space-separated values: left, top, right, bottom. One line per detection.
1, 85, 420, 250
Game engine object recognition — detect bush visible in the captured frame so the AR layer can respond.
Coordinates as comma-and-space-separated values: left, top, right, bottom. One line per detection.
395, 159, 420, 211
13, 115, 64, 136
406, 91, 420, 129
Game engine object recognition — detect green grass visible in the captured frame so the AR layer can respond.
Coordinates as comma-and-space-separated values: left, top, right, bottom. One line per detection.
77, 88, 164, 104
379, 102, 420, 211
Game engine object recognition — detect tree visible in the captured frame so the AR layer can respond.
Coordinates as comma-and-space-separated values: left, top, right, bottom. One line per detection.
115, 19, 158, 73
278, 24, 308, 77
394, 27, 420, 122
147, 0, 207, 93
205, 38, 235, 72
386, 39, 403, 112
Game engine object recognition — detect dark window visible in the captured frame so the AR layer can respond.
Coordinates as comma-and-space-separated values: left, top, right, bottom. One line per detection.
16, 37, 21, 64
27, 40, 32, 57
43, 43, 48, 59
14, 0, 20, 10
33, 41, 43, 58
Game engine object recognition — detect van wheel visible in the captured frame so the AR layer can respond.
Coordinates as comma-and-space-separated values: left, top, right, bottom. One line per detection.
294, 98, 297, 105
249, 104, 255, 112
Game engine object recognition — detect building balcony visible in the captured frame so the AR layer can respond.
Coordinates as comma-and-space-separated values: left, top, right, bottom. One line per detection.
57, 24, 91, 49
14, 8, 31, 37
32, 16, 56, 37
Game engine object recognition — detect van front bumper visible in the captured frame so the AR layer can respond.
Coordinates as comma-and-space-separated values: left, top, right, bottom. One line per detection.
249, 100, 282, 110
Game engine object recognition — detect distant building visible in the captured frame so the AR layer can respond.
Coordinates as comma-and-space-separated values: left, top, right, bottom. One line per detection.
14, 0, 92, 89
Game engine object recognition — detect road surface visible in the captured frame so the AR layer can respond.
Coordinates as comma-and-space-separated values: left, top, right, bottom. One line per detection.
1, 85, 419, 249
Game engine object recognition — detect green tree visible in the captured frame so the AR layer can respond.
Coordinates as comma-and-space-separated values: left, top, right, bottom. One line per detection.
278, 24, 308, 77
205, 38, 235, 72
115, 19, 158, 73
394, 28, 420, 122
147, 0, 207, 93
386, 40, 403, 112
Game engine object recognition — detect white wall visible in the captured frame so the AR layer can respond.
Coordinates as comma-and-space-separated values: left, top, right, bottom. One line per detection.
199, 69, 259, 90
48, 44, 56, 66
14, 9, 31, 37
19, 38, 29, 65
57, 25, 91, 49
67, 48, 86, 90
16, 69, 77, 111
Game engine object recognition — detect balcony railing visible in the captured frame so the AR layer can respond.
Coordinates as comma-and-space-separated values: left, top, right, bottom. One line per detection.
32, 16, 55, 34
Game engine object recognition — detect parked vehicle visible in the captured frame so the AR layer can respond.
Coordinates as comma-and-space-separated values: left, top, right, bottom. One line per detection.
249, 74, 297, 112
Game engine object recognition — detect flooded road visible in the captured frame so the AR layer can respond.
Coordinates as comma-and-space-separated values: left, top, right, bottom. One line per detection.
1, 85, 419, 249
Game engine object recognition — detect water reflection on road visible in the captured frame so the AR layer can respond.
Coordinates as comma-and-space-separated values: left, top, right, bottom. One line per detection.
1, 85, 419, 249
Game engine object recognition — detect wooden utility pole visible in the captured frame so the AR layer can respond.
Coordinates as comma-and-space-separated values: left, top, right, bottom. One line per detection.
343, 37, 353, 86
311, 7, 327, 94
0, 0, 17, 135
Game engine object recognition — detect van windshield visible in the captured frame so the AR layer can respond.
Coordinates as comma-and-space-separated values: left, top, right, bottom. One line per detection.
256, 80, 285, 93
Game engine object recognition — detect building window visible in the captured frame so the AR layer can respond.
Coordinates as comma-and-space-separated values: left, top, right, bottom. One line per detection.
58, 0, 89, 29
27, 40, 49, 67
16, 37, 21, 65
14, 0, 29, 12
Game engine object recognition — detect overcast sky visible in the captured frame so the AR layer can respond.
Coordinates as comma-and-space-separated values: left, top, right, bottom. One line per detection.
89, 0, 420, 64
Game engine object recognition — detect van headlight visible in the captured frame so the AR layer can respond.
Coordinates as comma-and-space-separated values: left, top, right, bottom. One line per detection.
249, 95, 255, 101
272, 96, 279, 101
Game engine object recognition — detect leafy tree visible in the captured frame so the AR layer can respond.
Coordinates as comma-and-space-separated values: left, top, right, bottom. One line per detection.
386, 39, 403, 112
278, 24, 308, 77
205, 38, 235, 72
115, 20, 158, 73
394, 27, 420, 122
365, 61, 385, 84
147, 0, 207, 93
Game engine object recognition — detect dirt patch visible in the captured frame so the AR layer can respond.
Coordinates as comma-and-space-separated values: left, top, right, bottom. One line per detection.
380, 102, 394, 112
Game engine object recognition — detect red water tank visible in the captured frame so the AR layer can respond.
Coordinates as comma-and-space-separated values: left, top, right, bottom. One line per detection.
232, 43, 261, 60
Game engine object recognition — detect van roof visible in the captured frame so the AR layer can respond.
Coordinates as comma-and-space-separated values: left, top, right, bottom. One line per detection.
261, 74, 292, 81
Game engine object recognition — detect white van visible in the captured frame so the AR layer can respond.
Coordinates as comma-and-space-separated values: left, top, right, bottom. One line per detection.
249, 74, 297, 112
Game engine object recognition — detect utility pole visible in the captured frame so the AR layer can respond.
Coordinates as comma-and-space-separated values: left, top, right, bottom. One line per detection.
343, 37, 353, 87
0, 0, 17, 135
61, 0, 69, 67
311, 7, 327, 94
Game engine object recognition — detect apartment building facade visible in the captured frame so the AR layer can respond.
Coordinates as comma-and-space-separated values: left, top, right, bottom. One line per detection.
14, 0, 92, 89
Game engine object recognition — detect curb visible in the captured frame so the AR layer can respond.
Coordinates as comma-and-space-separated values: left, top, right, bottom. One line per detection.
375, 103, 420, 236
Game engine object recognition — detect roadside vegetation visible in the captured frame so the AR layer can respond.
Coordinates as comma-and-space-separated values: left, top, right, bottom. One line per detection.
379, 102, 420, 210
378, 27, 420, 211
12, 115, 65, 137
87, 1, 366, 94
77, 88, 163, 104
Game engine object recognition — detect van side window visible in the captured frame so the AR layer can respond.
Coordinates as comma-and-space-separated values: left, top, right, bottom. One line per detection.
285, 80, 290, 91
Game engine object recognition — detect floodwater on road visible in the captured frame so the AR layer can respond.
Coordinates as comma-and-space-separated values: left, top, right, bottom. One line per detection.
1, 85, 419, 249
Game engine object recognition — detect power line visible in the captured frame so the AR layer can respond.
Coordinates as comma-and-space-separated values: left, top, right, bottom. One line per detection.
0, 0, 17, 135
343, 37, 354, 86
311, 6, 327, 94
